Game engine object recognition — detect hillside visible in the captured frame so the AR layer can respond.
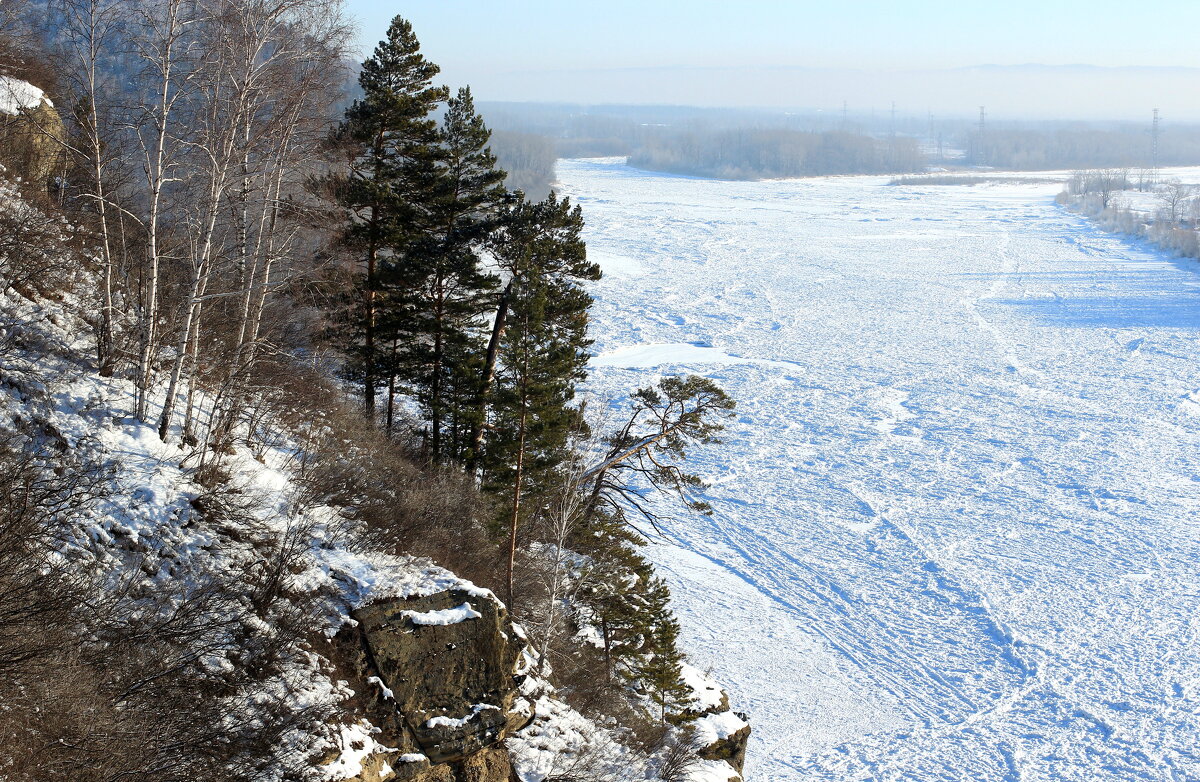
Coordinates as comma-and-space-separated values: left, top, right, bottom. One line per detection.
0, 167, 749, 780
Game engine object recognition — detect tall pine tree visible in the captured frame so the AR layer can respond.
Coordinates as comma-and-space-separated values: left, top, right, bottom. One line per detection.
469, 193, 599, 466
333, 16, 445, 421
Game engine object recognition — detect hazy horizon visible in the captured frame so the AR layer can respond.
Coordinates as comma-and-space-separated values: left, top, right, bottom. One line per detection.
343, 1, 1200, 122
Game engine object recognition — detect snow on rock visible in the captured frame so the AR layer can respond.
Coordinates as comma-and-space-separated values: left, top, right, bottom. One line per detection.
0, 75, 50, 115
687, 759, 743, 782
320, 721, 398, 781
424, 702, 500, 729
693, 710, 749, 747
366, 675, 394, 700
402, 601, 483, 627
681, 663, 727, 713
0, 238, 508, 777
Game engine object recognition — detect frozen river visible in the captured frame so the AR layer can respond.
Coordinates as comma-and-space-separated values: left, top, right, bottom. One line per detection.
563, 158, 1200, 781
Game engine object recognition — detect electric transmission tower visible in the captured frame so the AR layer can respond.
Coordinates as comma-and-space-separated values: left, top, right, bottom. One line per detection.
976, 106, 987, 165
1151, 108, 1160, 185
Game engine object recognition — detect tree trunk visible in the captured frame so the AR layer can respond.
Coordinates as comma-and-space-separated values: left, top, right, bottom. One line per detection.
468, 279, 512, 465
135, 0, 185, 422
431, 286, 444, 461
506, 399, 527, 611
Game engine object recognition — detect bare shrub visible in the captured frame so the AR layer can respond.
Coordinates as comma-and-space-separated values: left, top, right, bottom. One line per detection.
252, 357, 505, 589
0, 412, 338, 782
0, 183, 80, 297
654, 727, 703, 782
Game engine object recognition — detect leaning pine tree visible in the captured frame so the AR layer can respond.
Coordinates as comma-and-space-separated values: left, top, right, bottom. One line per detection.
331, 15, 445, 422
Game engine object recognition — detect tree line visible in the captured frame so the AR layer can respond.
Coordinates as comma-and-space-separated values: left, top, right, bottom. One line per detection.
968, 125, 1200, 171
1058, 169, 1200, 259
629, 128, 925, 179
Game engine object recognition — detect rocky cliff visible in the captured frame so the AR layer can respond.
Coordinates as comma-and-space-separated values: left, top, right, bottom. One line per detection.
327, 587, 531, 782
322, 586, 750, 782
0, 245, 750, 782
0, 76, 65, 189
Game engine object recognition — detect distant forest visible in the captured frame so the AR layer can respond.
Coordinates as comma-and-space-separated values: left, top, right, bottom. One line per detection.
629, 130, 923, 179
480, 102, 1200, 183
967, 127, 1200, 170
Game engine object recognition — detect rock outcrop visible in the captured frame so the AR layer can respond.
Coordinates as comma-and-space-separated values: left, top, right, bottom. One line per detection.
329, 587, 531, 782
0, 76, 65, 190
697, 711, 751, 776
676, 663, 751, 779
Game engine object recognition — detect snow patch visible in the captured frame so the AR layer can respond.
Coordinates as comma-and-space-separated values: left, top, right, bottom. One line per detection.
366, 676, 393, 700
693, 710, 749, 746
681, 663, 726, 712
402, 602, 483, 626
424, 702, 499, 729
321, 721, 397, 780
0, 75, 50, 115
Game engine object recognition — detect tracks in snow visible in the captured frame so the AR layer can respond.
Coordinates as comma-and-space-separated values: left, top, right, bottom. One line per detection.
569, 160, 1200, 780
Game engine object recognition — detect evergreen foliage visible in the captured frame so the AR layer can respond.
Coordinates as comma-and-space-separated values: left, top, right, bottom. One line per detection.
320, 11, 734, 733
630, 576, 692, 723
388, 86, 507, 461
481, 194, 599, 607
583, 375, 736, 533
332, 16, 446, 421
469, 192, 598, 463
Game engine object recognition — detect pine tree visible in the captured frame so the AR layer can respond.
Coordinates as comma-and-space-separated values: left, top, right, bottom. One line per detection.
581, 527, 654, 684
469, 193, 599, 466
581, 375, 735, 533
629, 575, 692, 723
577, 533, 691, 721
482, 198, 599, 607
387, 87, 507, 461
333, 15, 446, 422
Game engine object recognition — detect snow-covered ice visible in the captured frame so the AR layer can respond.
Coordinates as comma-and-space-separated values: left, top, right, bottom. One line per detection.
564, 158, 1200, 780
591, 341, 800, 370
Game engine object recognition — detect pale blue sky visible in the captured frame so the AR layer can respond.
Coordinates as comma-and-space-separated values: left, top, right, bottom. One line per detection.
342, 1, 1200, 118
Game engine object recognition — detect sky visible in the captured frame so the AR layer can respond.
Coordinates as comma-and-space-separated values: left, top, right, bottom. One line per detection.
342, 1, 1200, 120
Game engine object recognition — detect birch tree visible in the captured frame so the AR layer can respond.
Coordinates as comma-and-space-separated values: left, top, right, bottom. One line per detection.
129, 0, 194, 421
57, 0, 128, 376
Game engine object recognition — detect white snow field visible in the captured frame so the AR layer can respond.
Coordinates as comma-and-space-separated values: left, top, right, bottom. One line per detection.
562, 158, 1200, 781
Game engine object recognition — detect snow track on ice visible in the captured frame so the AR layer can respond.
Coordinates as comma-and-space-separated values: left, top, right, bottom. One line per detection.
566, 159, 1200, 781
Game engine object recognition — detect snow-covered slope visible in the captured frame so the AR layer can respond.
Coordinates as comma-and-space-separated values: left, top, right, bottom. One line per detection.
567, 158, 1200, 780
0, 278, 516, 777
0, 179, 745, 781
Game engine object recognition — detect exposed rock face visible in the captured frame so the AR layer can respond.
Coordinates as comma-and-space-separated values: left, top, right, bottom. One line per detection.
0, 79, 65, 190
698, 715, 751, 775
330, 587, 529, 782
